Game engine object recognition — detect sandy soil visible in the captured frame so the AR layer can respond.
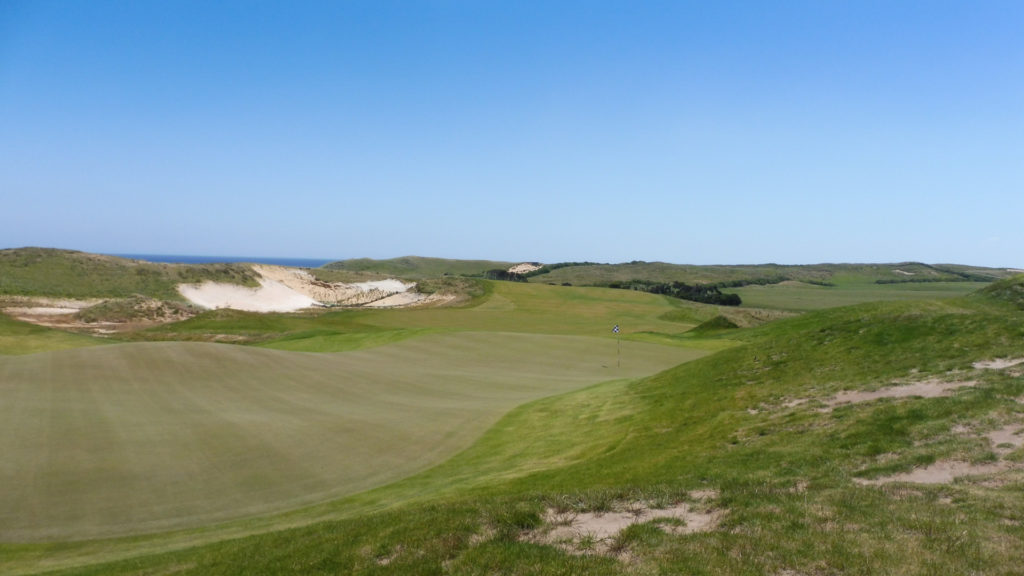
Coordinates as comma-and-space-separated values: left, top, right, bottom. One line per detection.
986, 424, 1024, 451
892, 269, 916, 276
824, 380, 976, 409
855, 460, 1013, 485
973, 358, 1024, 370
523, 492, 720, 555
857, 422, 1023, 486
2, 297, 191, 334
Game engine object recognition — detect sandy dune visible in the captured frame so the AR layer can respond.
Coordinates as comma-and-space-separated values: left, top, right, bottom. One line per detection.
178, 277, 319, 312
179, 265, 428, 312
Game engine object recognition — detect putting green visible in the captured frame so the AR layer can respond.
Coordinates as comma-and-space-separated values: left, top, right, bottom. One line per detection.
0, 332, 704, 541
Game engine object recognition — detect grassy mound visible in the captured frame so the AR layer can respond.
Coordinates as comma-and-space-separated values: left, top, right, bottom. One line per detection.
975, 273, 1024, 309
688, 314, 740, 334
75, 296, 194, 324
322, 256, 517, 279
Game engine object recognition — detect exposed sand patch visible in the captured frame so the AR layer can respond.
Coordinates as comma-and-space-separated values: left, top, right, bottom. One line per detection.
855, 460, 1013, 485
892, 269, 916, 276
508, 262, 542, 275
818, 380, 976, 412
363, 291, 427, 308
1, 297, 167, 335
252, 265, 415, 306
2, 297, 100, 318
986, 424, 1024, 451
523, 492, 720, 555
973, 358, 1024, 370
858, 423, 1023, 486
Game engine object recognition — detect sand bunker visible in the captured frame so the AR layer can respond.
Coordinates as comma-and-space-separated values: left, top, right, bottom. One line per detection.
178, 277, 318, 312
523, 493, 720, 555
179, 265, 432, 312
508, 262, 542, 274
252, 265, 416, 306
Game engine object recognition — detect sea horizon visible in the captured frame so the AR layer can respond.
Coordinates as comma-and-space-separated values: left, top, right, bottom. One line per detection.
111, 253, 337, 268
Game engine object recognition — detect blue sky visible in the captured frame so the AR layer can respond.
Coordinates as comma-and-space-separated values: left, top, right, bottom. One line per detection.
2, 1, 1022, 266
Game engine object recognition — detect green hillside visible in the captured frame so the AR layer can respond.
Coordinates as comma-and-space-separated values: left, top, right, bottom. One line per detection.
528, 260, 1013, 286
0, 247, 258, 300
322, 256, 519, 279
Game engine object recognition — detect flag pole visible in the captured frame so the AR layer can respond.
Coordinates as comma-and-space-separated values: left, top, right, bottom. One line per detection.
613, 324, 620, 368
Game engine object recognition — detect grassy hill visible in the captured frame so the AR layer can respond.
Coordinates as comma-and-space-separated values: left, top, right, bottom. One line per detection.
322, 256, 520, 279
527, 260, 1013, 286
1, 276, 1022, 574
0, 247, 258, 300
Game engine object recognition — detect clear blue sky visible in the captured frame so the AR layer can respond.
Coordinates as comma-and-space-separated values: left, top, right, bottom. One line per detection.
2, 1, 1022, 266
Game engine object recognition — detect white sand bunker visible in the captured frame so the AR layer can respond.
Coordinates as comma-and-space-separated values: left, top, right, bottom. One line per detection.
252, 265, 419, 306
523, 493, 720, 555
508, 262, 542, 274
179, 265, 436, 312
178, 278, 318, 312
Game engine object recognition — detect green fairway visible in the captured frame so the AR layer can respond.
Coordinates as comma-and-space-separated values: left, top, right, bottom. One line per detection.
139, 281, 708, 350
0, 333, 704, 541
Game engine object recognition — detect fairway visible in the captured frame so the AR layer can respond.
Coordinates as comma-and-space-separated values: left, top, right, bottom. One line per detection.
727, 281, 988, 311
0, 333, 704, 541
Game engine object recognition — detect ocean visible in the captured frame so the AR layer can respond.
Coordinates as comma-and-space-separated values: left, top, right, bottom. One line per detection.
112, 254, 336, 268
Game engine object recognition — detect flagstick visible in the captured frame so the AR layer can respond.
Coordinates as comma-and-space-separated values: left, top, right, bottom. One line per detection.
617, 332, 620, 368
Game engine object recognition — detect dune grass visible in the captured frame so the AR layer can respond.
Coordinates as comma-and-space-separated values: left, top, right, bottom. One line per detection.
0, 247, 257, 300
322, 256, 517, 278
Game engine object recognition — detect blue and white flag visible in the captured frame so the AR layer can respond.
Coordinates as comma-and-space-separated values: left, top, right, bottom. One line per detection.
613, 324, 619, 334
